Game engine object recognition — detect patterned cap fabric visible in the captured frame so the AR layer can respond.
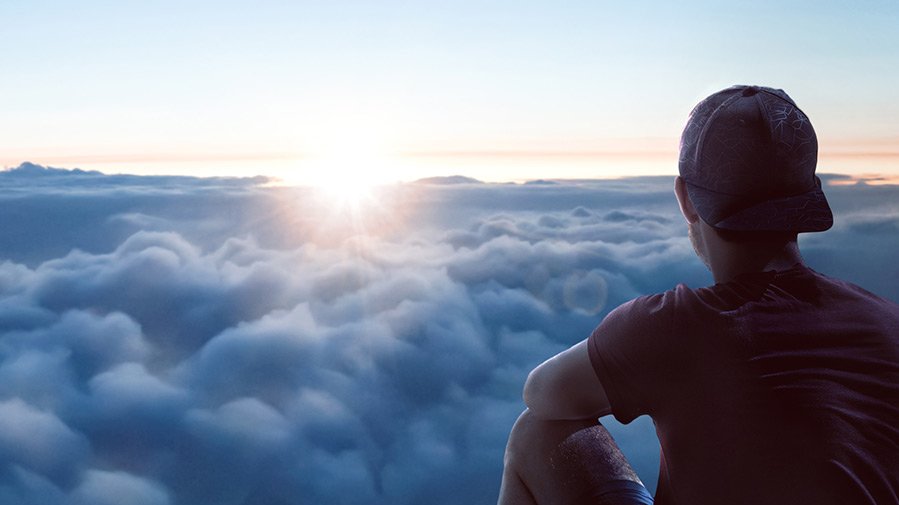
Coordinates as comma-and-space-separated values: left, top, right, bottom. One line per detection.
678, 85, 833, 232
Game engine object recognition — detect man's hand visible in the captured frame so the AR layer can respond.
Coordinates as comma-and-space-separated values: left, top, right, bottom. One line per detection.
523, 339, 612, 420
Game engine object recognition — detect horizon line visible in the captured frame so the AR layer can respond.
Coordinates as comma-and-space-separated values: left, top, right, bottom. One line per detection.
4, 146, 899, 169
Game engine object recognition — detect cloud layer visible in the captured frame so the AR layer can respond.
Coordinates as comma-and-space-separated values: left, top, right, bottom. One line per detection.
0, 164, 897, 504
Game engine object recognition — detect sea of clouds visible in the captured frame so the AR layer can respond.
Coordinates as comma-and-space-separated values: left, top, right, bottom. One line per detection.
0, 162, 897, 505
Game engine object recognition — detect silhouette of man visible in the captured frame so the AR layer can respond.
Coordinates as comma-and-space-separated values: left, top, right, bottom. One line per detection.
498, 85, 899, 505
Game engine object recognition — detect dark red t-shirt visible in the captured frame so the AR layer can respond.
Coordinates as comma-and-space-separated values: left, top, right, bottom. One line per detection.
588, 264, 899, 504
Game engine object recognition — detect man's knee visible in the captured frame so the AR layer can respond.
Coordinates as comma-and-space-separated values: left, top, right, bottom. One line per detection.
502, 410, 646, 504
505, 409, 641, 484
505, 409, 539, 462
505, 409, 596, 469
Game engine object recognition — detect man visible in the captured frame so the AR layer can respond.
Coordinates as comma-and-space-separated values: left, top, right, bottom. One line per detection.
498, 85, 899, 505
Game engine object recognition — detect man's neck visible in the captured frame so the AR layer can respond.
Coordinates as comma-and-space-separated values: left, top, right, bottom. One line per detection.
701, 223, 805, 284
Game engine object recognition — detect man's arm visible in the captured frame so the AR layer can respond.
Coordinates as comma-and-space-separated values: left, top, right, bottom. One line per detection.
523, 338, 612, 421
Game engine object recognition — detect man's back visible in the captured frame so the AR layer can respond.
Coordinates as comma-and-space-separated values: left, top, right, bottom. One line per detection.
498, 86, 898, 505
589, 263, 899, 504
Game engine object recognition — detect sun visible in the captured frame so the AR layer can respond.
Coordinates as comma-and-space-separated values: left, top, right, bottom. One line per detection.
286, 126, 417, 240
273, 117, 421, 239
309, 147, 386, 205
294, 121, 404, 208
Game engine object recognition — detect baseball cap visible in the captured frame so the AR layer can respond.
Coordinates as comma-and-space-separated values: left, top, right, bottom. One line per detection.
678, 85, 833, 232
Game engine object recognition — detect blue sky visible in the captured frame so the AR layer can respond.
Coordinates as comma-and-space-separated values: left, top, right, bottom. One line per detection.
2, 0, 897, 182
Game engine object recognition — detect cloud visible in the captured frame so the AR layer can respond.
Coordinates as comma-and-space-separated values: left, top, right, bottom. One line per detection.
0, 398, 88, 486
69, 470, 170, 505
0, 163, 897, 504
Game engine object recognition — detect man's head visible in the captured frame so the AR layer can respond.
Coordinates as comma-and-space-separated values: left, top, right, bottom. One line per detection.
677, 85, 833, 235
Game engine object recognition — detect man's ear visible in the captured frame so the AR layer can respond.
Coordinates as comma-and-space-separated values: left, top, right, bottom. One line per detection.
674, 176, 700, 224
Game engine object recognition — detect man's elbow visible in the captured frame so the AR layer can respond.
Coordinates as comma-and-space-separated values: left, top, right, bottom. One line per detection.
522, 367, 552, 419
522, 362, 611, 421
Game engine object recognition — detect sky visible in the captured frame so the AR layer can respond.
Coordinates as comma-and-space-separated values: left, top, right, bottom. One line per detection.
2, 0, 898, 183
1, 164, 898, 504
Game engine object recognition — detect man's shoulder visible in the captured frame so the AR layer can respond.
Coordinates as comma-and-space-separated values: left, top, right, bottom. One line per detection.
810, 268, 899, 308
603, 266, 813, 331
596, 287, 684, 338
609, 280, 738, 321
600, 264, 899, 340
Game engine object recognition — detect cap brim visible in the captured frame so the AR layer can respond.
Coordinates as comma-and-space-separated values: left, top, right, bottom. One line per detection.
685, 177, 833, 232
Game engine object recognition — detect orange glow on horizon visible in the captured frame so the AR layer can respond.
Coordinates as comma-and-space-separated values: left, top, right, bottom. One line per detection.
4, 135, 897, 184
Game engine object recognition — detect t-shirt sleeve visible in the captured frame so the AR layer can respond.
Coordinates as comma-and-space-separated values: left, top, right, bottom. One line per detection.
588, 288, 681, 424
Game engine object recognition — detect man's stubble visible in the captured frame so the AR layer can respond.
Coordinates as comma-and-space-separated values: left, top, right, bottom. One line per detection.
688, 220, 711, 270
